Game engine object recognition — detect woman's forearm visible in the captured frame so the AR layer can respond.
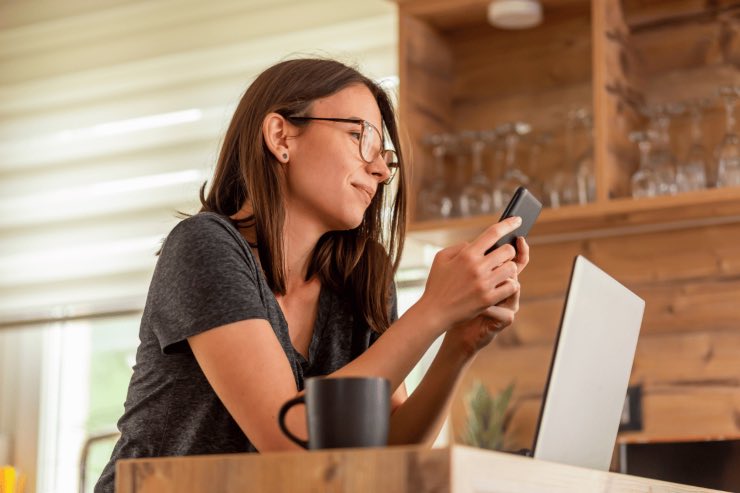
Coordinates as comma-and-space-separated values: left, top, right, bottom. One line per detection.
329, 299, 446, 394
387, 333, 475, 446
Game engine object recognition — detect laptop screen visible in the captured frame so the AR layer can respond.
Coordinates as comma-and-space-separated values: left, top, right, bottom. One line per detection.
532, 255, 645, 471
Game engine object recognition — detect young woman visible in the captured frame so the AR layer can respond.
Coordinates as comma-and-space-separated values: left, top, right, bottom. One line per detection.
95, 58, 529, 492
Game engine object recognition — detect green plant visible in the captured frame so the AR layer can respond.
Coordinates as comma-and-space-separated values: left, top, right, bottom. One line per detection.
459, 380, 514, 451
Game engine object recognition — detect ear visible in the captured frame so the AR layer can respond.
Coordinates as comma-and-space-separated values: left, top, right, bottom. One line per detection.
262, 113, 293, 164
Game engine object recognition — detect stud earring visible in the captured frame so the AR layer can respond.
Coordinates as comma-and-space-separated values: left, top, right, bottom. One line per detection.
282, 153, 288, 162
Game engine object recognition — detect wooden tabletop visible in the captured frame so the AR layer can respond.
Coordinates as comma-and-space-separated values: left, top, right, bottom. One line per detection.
116, 444, 729, 493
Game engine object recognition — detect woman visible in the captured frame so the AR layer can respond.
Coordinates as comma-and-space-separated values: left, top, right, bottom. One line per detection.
95, 58, 528, 491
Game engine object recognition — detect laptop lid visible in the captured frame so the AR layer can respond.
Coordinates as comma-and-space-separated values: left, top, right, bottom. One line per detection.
532, 255, 645, 471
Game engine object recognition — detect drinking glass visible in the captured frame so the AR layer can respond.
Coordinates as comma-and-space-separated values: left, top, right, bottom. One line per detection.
644, 104, 678, 195
544, 110, 579, 208
460, 131, 494, 216
525, 131, 552, 204
417, 133, 454, 220
496, 122, 532, 206
630, 131, 658, 198
716, 85, 740, 187
573, 109, 595, 204
676, 99, 709, 191
482, 128, 506, 211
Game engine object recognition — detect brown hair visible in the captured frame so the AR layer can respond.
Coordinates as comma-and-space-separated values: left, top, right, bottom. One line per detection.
198, 58, 407, 334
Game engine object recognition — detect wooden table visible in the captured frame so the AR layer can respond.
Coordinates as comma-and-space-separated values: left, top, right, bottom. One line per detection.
116, 444, 729, 492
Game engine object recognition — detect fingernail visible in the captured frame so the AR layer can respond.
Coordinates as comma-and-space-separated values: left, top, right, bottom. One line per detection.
514, 216, 522, 226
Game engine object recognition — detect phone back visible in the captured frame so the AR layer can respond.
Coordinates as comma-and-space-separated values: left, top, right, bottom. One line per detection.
490, 187, 542, 252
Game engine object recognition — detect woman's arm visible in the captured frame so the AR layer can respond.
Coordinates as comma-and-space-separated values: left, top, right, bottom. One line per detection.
387, 333, 472, 446
387, 236, 530, 446
189, 218, 525, 452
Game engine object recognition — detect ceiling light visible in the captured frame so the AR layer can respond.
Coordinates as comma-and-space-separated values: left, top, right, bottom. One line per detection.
488, 0, 543, 29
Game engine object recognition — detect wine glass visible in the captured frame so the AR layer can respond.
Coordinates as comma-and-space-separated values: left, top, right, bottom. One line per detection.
417, 133, 454, 220
676, 99, 709, 192
525, 131, 552, 203
716, 85, 740, 188
573, 109, 595, 204
482, 128, 506, 211
459, 131, 494, 217
643, 104, 679, 195
495, 122, 532, 206
630, 131, 658, 198
544, 110, 580, 208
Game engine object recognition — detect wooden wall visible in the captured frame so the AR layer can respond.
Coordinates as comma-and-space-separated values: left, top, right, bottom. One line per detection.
450, 219, 740, 450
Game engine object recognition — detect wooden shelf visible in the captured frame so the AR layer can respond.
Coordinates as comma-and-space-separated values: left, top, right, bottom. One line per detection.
409, 187, 740, 247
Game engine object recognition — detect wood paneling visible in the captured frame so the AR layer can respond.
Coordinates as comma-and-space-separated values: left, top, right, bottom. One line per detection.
450, 13, 592, 101
398, 0, 740, 454
452, 331, 740, 450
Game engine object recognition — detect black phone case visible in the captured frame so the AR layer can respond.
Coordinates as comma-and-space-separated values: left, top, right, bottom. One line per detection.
484, 186, 542, 255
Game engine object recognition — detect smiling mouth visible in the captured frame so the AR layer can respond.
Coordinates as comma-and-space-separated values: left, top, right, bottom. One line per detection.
353, 184, 375, 202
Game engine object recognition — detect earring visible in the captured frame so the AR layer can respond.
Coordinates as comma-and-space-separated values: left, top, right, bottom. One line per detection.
282, 153, 288, 162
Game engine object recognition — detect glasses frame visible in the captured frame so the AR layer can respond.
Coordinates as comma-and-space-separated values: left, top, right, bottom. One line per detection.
287, 116, 399, 185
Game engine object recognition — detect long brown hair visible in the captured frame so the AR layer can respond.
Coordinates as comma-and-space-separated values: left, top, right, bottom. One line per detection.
198, 58, 407, 334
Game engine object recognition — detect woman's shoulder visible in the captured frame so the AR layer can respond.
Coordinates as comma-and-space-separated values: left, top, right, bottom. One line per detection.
159, 211, 253, 264
166, 211, 243, 244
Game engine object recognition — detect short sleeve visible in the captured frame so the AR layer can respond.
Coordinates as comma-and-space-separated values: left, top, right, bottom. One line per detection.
145, 213, 269, 354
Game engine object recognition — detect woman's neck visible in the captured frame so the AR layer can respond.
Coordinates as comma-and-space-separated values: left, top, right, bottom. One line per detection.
230, 202, 325, 293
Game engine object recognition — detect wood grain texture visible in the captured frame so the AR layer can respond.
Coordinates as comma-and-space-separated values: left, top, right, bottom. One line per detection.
396, 0, 740, 464
117, 445, 451, 493
115, 444, 728, 493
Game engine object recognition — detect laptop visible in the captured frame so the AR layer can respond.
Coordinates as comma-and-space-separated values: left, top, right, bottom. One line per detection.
529, 255, 645, 471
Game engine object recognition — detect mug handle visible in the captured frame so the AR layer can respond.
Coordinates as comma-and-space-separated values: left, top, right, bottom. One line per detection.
278, 395, 309, 449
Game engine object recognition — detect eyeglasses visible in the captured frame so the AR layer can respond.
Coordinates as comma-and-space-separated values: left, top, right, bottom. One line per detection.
287, 116, 399, 185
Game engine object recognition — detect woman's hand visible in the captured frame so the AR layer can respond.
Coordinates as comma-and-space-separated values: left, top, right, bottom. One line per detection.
443, 236, 530, 358
416, 217, 524, 334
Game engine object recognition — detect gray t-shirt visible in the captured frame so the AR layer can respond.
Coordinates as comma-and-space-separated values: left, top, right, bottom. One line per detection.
95, 212, 395, 492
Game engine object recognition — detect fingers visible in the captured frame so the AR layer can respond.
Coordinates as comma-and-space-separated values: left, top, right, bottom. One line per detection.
496, 283, 520, 312
468, 216, 522, 257
483, 275, 519, 307
490, 261, 519, 289
515, 237, 530, 274
480, 305, 516, 331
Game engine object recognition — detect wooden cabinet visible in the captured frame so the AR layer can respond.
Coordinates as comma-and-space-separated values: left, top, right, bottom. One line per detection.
397, 0, 740, 240
395, 0, 740, 454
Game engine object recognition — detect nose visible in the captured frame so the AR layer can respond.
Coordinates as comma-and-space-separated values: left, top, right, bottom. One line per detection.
367, 153, 391, 183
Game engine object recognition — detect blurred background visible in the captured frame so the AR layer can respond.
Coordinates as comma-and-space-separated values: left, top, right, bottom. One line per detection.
0, 1, 409, 492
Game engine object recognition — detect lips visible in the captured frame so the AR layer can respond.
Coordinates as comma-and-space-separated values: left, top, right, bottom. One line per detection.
352, 183, 375, 203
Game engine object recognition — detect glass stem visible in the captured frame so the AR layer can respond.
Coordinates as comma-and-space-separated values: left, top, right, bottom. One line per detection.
432, 146, 446, 180
725, 97, 736, 135
471, 141, 484, 175
504, 133, 517, 173
638, 140, 652, 170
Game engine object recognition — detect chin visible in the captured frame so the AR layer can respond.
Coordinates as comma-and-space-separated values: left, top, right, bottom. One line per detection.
329, 209, 366, 232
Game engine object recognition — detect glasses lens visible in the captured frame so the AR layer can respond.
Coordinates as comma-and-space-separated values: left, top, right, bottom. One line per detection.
383, 149, 399, 184
360, 122, 382, 163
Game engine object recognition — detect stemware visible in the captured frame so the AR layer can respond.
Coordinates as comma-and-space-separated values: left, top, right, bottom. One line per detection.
630, 131, 658, 198
459, 131, 494, 216
643, 104, 679, 195
676, 99, 709, 191
525, 131, 552, 203
716, 85, 740, 188
573, 109, 595, 204
495, 122, 532, 206
417, 134, 454, 220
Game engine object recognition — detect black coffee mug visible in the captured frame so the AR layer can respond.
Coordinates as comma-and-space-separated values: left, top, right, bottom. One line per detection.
278, 376, 391, 449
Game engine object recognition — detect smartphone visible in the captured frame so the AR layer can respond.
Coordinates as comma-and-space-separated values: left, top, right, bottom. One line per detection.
484, 186, 542, 255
